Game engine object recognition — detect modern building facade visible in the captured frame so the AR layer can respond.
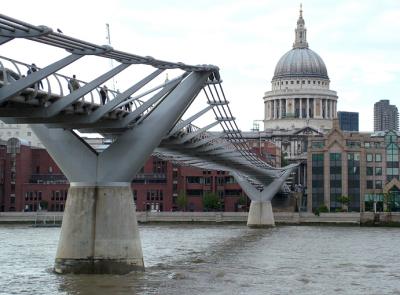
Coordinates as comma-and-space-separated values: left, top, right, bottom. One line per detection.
307, 119, 400, 213
337, 111, 359, 131
374, 100, 399, 132
263, 6, 338, 131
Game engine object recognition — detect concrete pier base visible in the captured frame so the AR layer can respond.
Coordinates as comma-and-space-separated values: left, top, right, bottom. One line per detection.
54, 185, 144, 274
247, 201, 275, 227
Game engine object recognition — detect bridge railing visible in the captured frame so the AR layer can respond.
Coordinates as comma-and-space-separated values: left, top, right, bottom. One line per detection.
0, 55, 151, 111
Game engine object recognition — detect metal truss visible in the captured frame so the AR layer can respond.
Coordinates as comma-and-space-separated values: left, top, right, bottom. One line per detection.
0, 14, 297, 195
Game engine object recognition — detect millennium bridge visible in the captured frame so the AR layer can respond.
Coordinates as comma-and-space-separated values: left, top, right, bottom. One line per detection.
0, 14, 297, 274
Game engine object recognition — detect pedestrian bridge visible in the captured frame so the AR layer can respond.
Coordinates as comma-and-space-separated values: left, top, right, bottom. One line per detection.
0, 14, 297, 274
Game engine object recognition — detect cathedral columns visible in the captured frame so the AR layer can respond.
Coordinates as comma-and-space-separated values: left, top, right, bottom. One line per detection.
319, 98, 323, 119
299, 98, 303, 118
306, 98, 310, 118
325, 99, 328, 119
333, 101, 337, 118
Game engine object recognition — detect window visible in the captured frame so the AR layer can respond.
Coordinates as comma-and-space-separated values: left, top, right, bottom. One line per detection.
347, 153, 360, 211
313, 81, 316, 84
186, 189, 203, 196
364, 142, 371, 149
296, 81, 300, 84
375, 180, 382, 189
375, 167, 382, 175
330, 153, 342, 211
49, 166, 53, 173
187, 176, 201, 184
312, 153, 324, 210
366, 180, 374, 189
311, 141, 324, 148
302, 80, 305, 84
375, 154, 382, 162
366, 154, 373, 162
224, 176, 236, 184
366, 167, 373, 176
153, 158, 167, 173
291, 81, 294, 84
286, 81, 288, 85
308, 80, 310, 84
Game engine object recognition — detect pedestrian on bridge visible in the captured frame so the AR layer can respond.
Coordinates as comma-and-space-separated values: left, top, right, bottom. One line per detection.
99, 85, 108, 105
68, 75, 80, 93
27, 63, 43, 89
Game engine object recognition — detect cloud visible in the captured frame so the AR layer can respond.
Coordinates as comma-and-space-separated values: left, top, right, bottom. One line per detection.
1, 0, 399, 132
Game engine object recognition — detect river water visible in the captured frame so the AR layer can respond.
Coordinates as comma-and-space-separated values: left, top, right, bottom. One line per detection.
1, 224, 400, 295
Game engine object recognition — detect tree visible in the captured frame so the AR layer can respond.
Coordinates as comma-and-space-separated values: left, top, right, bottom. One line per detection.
202, 192, 221, 211
39, 200, 48, 210
176, 191, 188, 211
383, 192, 394, 212
236, 195, 247, 211
337, 195, 351, 212
281, 152, 289, 167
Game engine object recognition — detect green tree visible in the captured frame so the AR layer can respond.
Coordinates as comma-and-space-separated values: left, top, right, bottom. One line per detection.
337, 195, 351, 212
39, 200, 48, 210
176, 191, 188, 211
383, 192, 394, 212
202, 192, 221, 211
281, 152, 289, 167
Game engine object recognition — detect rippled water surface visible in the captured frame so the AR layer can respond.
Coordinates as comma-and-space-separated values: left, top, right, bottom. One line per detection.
1, 224, 400, 295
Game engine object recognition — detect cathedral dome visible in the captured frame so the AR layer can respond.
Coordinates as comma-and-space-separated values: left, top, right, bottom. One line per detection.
273, 48, 329, 80
272, 5, 329, 81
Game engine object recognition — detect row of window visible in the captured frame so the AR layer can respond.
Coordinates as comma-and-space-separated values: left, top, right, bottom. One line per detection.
185, 190, 242, 196
366, 180, 383, 190
0, 131, 32, 137
366, 153, 382, 162
313, 141, 399, 150
186, 176, 236, 185
24, 190, 68, 201
146, 190, 163, 201
274, 80, 328, 86
366, 167, 382, 176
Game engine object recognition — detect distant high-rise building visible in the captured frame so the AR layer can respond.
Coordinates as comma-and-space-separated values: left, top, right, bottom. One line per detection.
374, 100, 399, 131
337, 111, 359, 131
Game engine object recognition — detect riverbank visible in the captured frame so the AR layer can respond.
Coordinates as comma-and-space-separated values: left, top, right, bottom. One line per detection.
1, 211, 400, 226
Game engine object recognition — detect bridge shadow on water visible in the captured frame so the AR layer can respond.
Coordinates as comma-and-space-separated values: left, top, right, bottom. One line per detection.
54, 224, 276, 295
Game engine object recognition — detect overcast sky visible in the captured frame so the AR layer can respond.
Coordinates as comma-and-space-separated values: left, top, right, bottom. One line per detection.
2, 0, 400, 132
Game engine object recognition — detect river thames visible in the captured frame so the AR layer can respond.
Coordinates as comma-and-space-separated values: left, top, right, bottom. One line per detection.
1, 224, 400, 295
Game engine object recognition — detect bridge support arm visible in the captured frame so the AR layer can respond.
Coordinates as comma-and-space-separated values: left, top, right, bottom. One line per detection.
29, 71, 210, 274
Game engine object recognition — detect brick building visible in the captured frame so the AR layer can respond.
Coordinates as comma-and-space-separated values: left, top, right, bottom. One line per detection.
0, 137, 281, 213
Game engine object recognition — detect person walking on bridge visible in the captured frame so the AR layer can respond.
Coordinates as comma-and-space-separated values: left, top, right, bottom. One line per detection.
27, 63, 43, 89
99, 85, 108, 105
68, 74, 80, 93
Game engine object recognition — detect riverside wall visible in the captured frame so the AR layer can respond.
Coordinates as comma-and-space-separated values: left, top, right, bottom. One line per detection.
1, 211, 400, 226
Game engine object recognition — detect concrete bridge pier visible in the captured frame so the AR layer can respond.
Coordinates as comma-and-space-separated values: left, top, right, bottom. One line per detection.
247, 200, 275, 227
54, 183, 143, 274
233, 169, 294, 227
30, 71, 210, 274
